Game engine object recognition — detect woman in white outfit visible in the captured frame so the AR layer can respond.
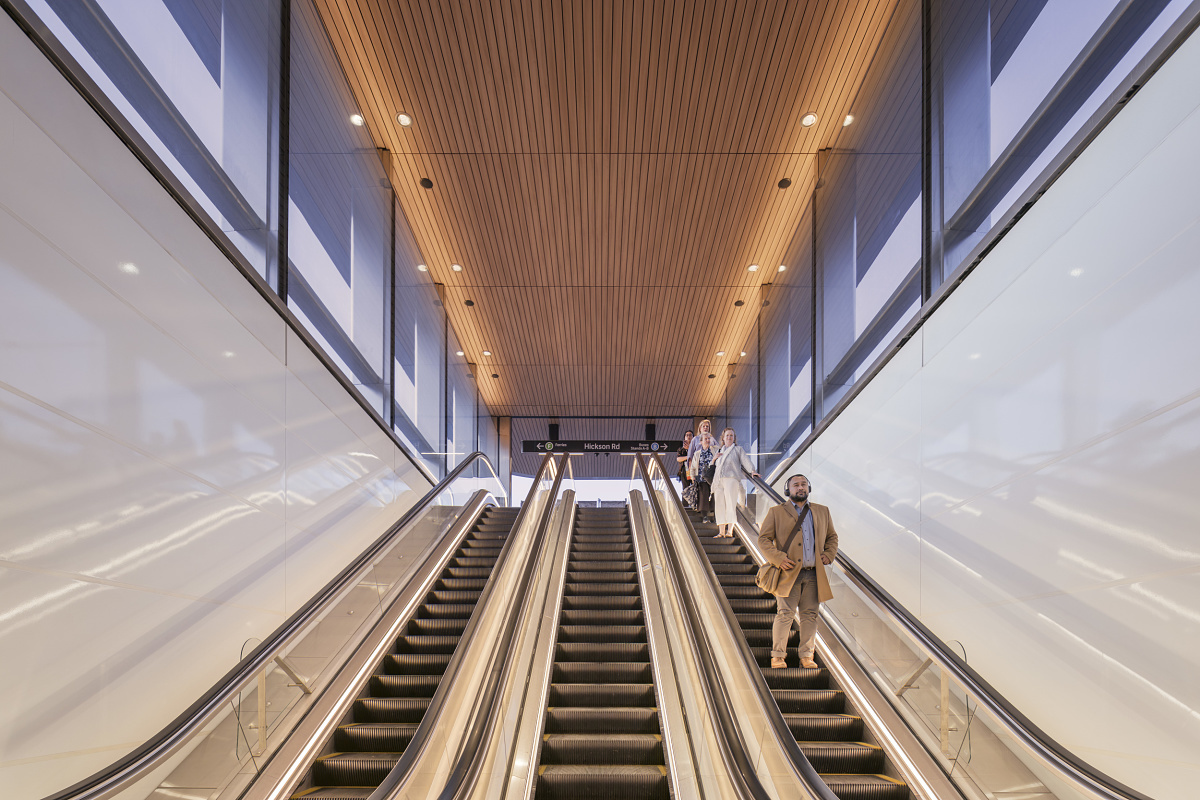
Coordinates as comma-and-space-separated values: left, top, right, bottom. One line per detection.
712, 427, 758, 538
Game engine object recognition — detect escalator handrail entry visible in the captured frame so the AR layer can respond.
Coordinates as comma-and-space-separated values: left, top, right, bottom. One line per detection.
40, 451, 503, 800
371, 452, 569, 800
635, 453, 839, 800
740, 467, 1152, 800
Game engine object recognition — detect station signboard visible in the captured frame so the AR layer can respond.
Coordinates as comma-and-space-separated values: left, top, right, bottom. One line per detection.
521, 440, 683, 454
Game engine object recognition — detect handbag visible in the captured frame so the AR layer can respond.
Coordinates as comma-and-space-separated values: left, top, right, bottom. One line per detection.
681, 483, 697, 507
755, 504, 811, 596
701, 462, 716, 484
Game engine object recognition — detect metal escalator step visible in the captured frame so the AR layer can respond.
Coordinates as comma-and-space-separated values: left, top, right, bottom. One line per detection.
383, 653, 452, 675
566, 582, 639, 596
545, 706, 660, 733
570, 551, 634, 561
706, 554, 752, 564
460, 545, 503, 557
536, 765, 667, 800
431, 590, 483, 604
541, 733, 663, 764
744, 628, 798, 647
572, 534, 630, 544
567, 570, 638, 583
568, 560, 634, 572
736, 613, 776, 628
437, 578, 487, 591
418, 603, 476, 618
725, 586, 770, 599
552, 661, 652, 683
311, 751, 400, 786
406, 617, 468, 636
556, 642, 649, 662
557, 625, 646, 643
820, 773, 910, 800
446, 567, 491, 578
564, 595, 642, 610
783, 713, 863, 741
710, 562, 757, 575
702, 544, 743, 555
771, 689, 845, 713
452, 556, 497, 568
721, 574, 759, 586
333, 722, 419, 751
560, 609, 644, 626
800, 742, 885, 773
369, 674, 441, 697
549, 683, 656, 707
762, 668, 831, 689
752, 646, 816, 666
291, 788, 375, 799
573, 542, 633, 552
729, 598, 776, 613
353, 697, 431, 723
396, 634, 460, 654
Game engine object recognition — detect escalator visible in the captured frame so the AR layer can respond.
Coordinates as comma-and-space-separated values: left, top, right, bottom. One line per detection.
535, 506, 669, 799
292, 504, 521, 799
689, 509, 910, 800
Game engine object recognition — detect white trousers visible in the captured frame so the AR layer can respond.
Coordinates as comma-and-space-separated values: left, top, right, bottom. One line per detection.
712, 477, 745, 525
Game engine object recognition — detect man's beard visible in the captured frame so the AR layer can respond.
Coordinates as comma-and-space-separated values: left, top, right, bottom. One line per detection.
789, 490, 808, 503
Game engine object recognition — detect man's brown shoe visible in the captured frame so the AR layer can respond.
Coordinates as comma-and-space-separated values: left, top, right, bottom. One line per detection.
799, 657, 818, 669
770, 657, 787, 669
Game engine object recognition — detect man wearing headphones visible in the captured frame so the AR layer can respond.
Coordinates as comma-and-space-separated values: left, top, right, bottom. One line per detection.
758, 474, 839, 669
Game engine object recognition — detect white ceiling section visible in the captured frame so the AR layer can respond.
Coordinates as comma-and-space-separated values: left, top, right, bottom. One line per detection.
314, 0, 903, 416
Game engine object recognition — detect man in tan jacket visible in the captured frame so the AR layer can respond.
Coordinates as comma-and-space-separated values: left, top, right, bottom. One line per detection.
757, 474, 838, 669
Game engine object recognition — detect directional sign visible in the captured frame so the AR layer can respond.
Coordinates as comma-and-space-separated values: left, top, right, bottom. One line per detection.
522, 440, 683, 454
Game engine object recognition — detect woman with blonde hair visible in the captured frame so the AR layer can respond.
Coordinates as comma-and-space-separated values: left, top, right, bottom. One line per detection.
712, 427, 759, 538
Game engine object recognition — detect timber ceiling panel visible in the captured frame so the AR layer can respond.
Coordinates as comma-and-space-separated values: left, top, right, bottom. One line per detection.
314, 0, 903, 416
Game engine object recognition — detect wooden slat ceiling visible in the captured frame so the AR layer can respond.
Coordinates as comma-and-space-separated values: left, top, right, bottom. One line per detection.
314, 0, 903, 416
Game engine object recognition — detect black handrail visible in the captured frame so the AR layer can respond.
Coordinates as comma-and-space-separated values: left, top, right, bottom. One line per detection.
41, 451, 505, 800
636, 454, 840, 800
740, 468, 1153, 800
367, 453, 567, 800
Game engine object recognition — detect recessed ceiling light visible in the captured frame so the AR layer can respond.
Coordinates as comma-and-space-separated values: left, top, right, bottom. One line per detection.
455, 350, 464, 356
222, 351, 236, 358
119, 262, 139, 275
970, 353, 982, 360
482, 350, 492, 356
843, 114, 855, 127
397, 113, 413, 127
491, 373, 499, 379
778, 178, 792, 189
717, 351, 726, 357
349, 114, 364, 127
734, 300, 744, 307
464, 299, 474, 306
778, 264, 787, 272
1070, 267, 1084, 277
417, 264, 428, 272
451, 263, 463, 272
740, 351, 747, 357
419, 177, 434, 189
708, 374, 716, 379
748, 264, 759, 272
801, 112, 818, 127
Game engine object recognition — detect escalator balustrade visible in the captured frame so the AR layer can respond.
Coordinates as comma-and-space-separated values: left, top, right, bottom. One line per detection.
690, 509, 910, 800
292, 504, 521, 800
535, 506, 670, 799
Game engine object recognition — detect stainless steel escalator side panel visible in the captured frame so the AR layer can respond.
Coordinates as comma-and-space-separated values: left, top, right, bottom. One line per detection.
235, 490, 496, 800
627, 491, 703, 800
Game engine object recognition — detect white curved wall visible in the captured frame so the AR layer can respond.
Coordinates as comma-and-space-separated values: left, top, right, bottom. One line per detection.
776, 26, 1200, 800
0, 14, 433, 798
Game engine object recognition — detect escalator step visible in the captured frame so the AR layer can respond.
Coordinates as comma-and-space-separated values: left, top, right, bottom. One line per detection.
545, 707, 660, 733
407, 618, 469, 636
706, 554, 752, 564
369, 674, 441, 697
536, 765, 667, 800
720, 574, 759, 586
552, 661, 652, 683
771, 689, 845, 713
334, 722, 419, 751
549, 683, 656, 707
437, 578, 487, 591
568, 560, 634, 572
799, 742, 885, 773
566, 582, 639, 596
736, 613, 777, 627
431, 590, 484, 603
312, 751, 400, 786
446, 567, 492, 578
556, 642, 649, 662
784, 713, 863, 741
572, 535, 630, 544
560, 609, 644, 626
744, 628, 798, 647
762, 668, 831, 689
451, 557, 497, 568
418, 603, 476, 618
703, 544, 743, 555
574, 542, 633, 552
290, 788, 374, 799
541, 733, 663, 764
567, 570, 638, 583
353, 697, 431, 723
710, 562, 757, 575
383, 653, 452, 675
396, 635, 461, 654
557, 625, 646, 643
725, 586, 769, 599
564, 595, 642, 610
820, 774, 910, 800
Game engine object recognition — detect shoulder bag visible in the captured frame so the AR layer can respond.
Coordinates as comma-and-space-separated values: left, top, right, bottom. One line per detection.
754, 503, 811, 596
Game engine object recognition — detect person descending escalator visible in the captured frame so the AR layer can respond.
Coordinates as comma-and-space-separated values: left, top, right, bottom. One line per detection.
688, 431, 719, 524
757, 474, 839, 670
711, 427, 759, 539
676, 429, 694, 496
